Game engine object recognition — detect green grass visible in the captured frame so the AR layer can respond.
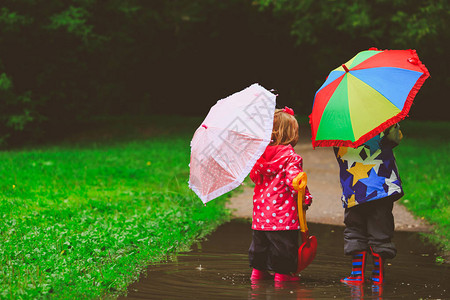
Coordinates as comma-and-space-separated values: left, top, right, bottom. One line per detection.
395, 120, 450, 253
0, 117, 231, 299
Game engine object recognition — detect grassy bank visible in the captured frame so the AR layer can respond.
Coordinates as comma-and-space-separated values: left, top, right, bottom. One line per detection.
0, 117, 230, 299
395, 120, 450, 255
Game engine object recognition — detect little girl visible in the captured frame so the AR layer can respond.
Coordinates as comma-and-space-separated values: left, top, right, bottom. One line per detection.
248, 107, 312, 282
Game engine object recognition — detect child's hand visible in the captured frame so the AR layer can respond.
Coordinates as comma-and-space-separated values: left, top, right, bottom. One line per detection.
303, 192, 312, 211
384, 123, 402, 147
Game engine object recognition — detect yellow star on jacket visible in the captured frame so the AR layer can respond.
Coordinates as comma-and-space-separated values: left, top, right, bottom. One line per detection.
347, 162, 376, 186
347, 194, 357, 208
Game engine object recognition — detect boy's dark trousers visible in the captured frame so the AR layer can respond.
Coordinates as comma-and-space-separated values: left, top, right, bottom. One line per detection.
249, 229, 299, 274
344, 195, 402, 259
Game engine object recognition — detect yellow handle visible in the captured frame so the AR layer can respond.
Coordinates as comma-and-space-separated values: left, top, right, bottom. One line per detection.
293, 172, 308, 233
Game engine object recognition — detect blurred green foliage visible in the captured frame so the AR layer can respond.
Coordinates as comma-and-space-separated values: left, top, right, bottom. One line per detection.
256, 0, 448, 99
0, 72, 35, 144
47, 6, 93, 41
0, 0, 170, 146
257, 0, 448, 48
0, 0, 448, 147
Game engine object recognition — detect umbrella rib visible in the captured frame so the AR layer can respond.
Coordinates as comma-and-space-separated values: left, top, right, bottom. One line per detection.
201, 125, 270, 141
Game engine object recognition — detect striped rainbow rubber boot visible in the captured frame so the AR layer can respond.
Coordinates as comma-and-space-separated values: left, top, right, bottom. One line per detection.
370, 247, 385, 285
340, 251, 367, 284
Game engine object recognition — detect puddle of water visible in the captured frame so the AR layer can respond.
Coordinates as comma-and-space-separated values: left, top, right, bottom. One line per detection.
121, 220, 450, 299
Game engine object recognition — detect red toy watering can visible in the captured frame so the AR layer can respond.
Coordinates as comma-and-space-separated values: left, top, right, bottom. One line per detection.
293, 172, 317, 273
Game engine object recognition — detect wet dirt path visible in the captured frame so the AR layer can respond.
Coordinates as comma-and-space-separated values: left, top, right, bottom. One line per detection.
122, 221, 450, 299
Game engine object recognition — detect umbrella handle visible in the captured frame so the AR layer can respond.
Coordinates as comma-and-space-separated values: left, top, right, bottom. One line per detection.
293, 172, 308, 233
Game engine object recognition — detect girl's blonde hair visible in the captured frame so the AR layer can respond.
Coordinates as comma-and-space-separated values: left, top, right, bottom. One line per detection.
270, 109, 299, 147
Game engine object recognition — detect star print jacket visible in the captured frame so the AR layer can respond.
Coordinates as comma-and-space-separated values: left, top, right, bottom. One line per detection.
334, 124, 404, 208
250, 144, 312, 231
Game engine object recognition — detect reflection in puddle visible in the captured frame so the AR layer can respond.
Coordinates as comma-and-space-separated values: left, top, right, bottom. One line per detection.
121, 220, 450, 299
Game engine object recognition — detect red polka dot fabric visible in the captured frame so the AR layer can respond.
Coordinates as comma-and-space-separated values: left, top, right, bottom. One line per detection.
250, 144, 312, 231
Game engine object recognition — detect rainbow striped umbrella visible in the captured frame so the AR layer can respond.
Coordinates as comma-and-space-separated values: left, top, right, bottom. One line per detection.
310, 48, 430, 148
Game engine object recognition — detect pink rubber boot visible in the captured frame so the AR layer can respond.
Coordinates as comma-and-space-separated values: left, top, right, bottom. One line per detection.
250, 269, 271, 280
274, 273, 300, 282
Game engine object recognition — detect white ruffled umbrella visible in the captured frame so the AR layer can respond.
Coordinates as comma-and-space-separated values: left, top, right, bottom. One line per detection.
189, 83, 276, 204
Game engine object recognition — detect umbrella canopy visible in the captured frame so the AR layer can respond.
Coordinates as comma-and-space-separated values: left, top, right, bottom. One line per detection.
189, 83, 276, 204
310, 48, 430, 148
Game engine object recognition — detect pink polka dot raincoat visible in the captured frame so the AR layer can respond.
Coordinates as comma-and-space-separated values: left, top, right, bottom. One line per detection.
250, 144, 312, 231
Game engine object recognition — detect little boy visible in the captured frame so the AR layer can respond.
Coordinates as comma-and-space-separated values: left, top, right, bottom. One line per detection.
335, 124, 403, 284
